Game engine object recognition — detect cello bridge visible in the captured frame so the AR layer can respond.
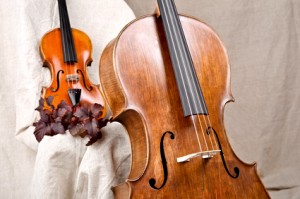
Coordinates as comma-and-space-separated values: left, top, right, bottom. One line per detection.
177, 150, 221, 163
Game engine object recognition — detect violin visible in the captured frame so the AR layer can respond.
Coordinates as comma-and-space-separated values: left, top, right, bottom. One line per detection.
100, 0, 270, 198
40, 0, 107, 116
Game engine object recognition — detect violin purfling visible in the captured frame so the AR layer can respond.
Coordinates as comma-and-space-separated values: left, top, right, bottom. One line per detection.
40, 0, 107, 116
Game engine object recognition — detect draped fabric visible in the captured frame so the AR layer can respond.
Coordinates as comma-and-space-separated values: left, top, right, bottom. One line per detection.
0, 0, 134, 198
0, 0, 299, 198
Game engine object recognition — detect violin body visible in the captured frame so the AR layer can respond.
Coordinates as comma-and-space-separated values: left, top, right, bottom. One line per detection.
40, 28, 107, 115
100, 14, 269, 198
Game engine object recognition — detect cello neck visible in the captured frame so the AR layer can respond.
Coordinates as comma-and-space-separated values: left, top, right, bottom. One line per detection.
57, 0, 77, 63
157, 0, 208, 117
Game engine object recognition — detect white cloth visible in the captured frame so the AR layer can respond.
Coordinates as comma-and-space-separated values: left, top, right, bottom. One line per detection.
2, 0, 300, 198
31, 123, 131, 199
0, 0, 135, 198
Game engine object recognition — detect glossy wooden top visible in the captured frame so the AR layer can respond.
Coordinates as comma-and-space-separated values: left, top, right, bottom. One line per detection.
100, 15, 269, 198
40, 28, 107, 116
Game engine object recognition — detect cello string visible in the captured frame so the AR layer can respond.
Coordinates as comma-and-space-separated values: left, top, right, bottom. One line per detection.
160, 0, 204, 152
167, 0, 221, 197
161, 1, 208, 197
163, 1, 209, 196
217, 154, 222, 199
168, 0, 215, 152
163, 0, 209, 151
206, 113, 219, 149
169, 0, 218, 152
177, 11, 222, 199
161, 1, 244, 198
166, 0, 211, 151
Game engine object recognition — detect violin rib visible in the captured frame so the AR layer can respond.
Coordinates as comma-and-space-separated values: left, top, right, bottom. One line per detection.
36, 0, 108, 144
40, 28, 107, 114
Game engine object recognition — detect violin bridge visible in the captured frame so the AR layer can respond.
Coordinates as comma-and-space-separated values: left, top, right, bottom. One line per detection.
177, 150, 221, 163
66, 74, 80, 83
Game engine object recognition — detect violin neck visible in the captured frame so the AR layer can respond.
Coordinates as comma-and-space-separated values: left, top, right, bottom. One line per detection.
157, 0, 208, 116
57, 0, 77, 63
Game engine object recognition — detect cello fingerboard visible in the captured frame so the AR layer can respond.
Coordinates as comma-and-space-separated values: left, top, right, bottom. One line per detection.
157, 0, 208, 116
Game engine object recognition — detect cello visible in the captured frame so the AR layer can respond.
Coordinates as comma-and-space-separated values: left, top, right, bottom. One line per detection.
100, 0, 270, 198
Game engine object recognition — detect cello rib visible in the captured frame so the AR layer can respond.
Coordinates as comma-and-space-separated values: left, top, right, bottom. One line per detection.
100, 13, 270, 199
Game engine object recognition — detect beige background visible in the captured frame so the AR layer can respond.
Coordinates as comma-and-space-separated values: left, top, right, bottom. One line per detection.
0, 0, 299, 198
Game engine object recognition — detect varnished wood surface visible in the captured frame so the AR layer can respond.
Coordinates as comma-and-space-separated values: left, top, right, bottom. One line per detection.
40, 28, 107, 116
100, 15, 270, 198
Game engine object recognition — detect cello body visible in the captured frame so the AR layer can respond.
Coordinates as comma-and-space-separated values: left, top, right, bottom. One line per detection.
100, 12, 269, 199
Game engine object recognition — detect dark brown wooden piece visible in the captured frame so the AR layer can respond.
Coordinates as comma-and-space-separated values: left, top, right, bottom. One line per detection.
100, 15, 270, 198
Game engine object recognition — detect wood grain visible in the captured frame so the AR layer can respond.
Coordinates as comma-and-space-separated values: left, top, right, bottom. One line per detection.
100, 15, 270, 198
40, 28, 107, 117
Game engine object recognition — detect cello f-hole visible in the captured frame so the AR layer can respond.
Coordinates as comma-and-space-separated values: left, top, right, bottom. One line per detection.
149, 131, 175, 190
207, 127, 240, 178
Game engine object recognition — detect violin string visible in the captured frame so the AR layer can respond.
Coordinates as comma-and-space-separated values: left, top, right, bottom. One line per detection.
58, 0, 70, 88
62, 0, 78, 84
61, 0, 73, 88
160, 0, 204, 152
63, 0, 72, 87
64, 0, 76, 88
166, 0, 211, 151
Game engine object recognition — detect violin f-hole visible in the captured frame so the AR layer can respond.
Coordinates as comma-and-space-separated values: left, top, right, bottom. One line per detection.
149, 131, 175, 190
77, 69, 93, 91
51, 70, 64, 92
